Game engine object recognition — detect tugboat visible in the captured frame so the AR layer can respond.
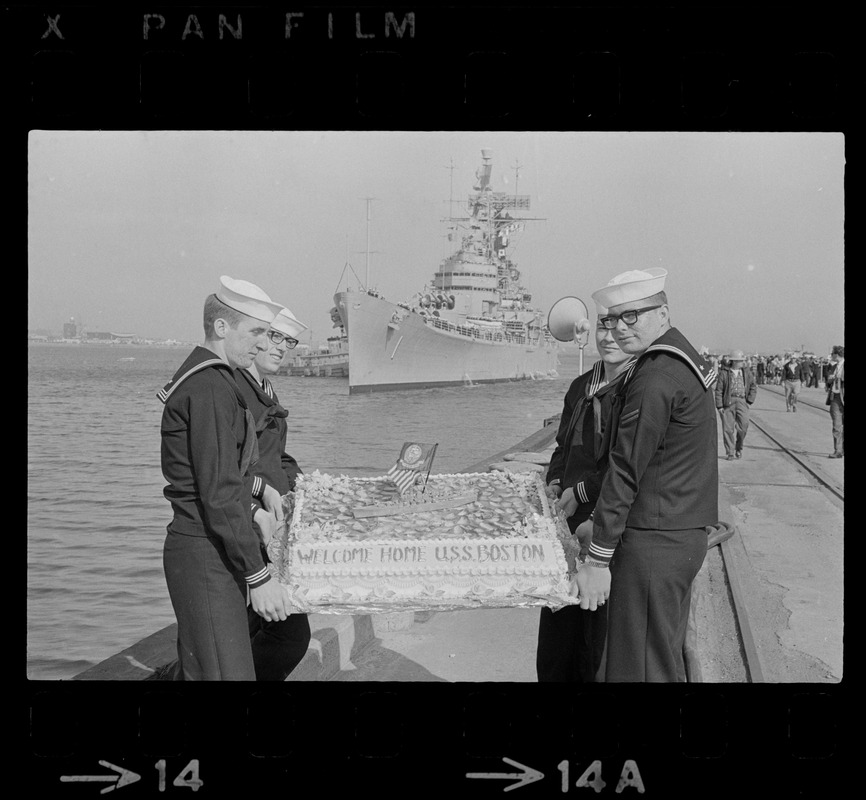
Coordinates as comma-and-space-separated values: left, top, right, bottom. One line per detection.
284, 335, 349, 378
333, 148, 560, 393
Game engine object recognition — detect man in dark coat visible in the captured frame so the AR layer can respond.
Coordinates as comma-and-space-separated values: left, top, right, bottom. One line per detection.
826, 345, 844, 458
574, 268, 719, 682
159, 276, 297, 680
810, 357, 823, 389
536, 305, 636, 682
781, 354, 803, 411
235, 306, 312, 680
714, 349, 757, 459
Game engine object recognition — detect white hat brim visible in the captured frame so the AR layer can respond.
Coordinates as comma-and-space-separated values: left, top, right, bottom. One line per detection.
217, 276, 283, 323
591, 268, 667, 310
271, 307, 309, 338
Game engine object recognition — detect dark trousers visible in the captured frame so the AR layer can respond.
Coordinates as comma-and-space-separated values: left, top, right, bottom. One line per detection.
829, 394, 844, 454
605, 528, 706, 683
248, 609, 311, 681
536, 510, 607, 682
164, 529, 257, 681
537, 604, 608, 682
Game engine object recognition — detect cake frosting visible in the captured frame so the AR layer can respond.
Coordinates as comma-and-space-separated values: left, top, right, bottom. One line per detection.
267, 470, 577, 612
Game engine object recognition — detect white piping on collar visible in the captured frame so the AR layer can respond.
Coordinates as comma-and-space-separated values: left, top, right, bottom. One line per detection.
643, 343, 716, 389
588, 355, 639, 396
156, 358, 226, 404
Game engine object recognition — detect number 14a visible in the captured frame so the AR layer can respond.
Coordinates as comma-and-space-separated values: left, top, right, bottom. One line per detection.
558, 760, 645, 793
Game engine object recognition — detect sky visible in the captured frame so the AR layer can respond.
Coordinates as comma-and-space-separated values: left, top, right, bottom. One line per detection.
28, 130, 845, 355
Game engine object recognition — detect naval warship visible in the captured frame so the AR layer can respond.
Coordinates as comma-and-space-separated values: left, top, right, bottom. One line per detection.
332, 149, 560, 393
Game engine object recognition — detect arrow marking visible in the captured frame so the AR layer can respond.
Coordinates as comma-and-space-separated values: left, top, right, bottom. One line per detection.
60, 761, 141, 794
467, 757, 544, 791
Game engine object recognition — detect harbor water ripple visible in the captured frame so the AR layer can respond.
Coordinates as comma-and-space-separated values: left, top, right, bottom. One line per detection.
27, 343, 590, 680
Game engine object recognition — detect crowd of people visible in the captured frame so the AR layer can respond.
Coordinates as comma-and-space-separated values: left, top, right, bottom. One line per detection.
750, 353, 833, 388
706, 348, 844, 450
710, 353, 835, 389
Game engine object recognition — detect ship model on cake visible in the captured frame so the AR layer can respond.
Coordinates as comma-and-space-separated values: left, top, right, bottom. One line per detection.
331, 149, 560, 394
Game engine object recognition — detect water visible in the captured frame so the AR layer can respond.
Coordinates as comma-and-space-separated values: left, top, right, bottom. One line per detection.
27, 342, 591, 680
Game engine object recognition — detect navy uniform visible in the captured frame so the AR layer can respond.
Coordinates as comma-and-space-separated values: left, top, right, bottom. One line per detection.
235, 350, 311, 682
159, 276, 283, 681
236, 369, 302, 495
536, 356, 635, 682
586, 270, 719, 683
159, 347, 271, 680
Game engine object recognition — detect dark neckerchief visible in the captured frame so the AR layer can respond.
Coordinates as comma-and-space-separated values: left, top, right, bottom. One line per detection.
238, 369, 290, 432
567, 356, 637, 459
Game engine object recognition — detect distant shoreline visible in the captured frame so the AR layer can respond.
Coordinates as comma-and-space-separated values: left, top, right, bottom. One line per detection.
28, 339, 196, 348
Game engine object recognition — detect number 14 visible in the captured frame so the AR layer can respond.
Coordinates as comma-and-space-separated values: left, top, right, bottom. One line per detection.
155, 760, 203, 792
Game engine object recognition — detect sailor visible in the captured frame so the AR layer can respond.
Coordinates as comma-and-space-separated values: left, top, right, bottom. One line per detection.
573, 268, 719, 682
158, 276, 297, 681
235, 305, 312, 681
536, 301, 637, 682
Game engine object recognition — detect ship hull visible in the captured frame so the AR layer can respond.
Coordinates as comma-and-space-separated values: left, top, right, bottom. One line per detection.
335, 291, 560, 394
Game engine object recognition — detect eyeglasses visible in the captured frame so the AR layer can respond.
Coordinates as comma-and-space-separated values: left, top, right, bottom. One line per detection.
267, 330, 299, 348
598, 305, 662, 330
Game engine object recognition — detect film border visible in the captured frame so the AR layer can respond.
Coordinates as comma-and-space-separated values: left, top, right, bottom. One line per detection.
14, 4, 852, 797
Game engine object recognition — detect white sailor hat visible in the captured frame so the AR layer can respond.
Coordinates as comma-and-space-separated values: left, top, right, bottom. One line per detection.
216, 276, 283, 323
594, 299, 608, 317
591, 268, 668, 310
270, 305, 309, 339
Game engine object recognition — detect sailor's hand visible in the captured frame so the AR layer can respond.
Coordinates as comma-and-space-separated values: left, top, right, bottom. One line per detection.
261, 484, 285, 522
546, 482, 563, 501
250, 580, 292, 622
575, 564, 611, 611
556, 487, 578, 518
254, 508, 279, 547
574, 519, 594, 555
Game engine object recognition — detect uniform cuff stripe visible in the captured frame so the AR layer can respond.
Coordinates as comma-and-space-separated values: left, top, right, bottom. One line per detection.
245, 567, 270, 585
576, 482, 588, 503
588, 542, 616, 561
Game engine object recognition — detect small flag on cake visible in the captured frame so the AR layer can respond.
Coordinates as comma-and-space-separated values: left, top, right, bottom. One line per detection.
386, 442, 438, 495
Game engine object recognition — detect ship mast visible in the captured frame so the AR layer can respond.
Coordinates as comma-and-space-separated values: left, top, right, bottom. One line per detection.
358, 197, 381, 290
365, 197, 373, 289
445, 157, 456, 219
